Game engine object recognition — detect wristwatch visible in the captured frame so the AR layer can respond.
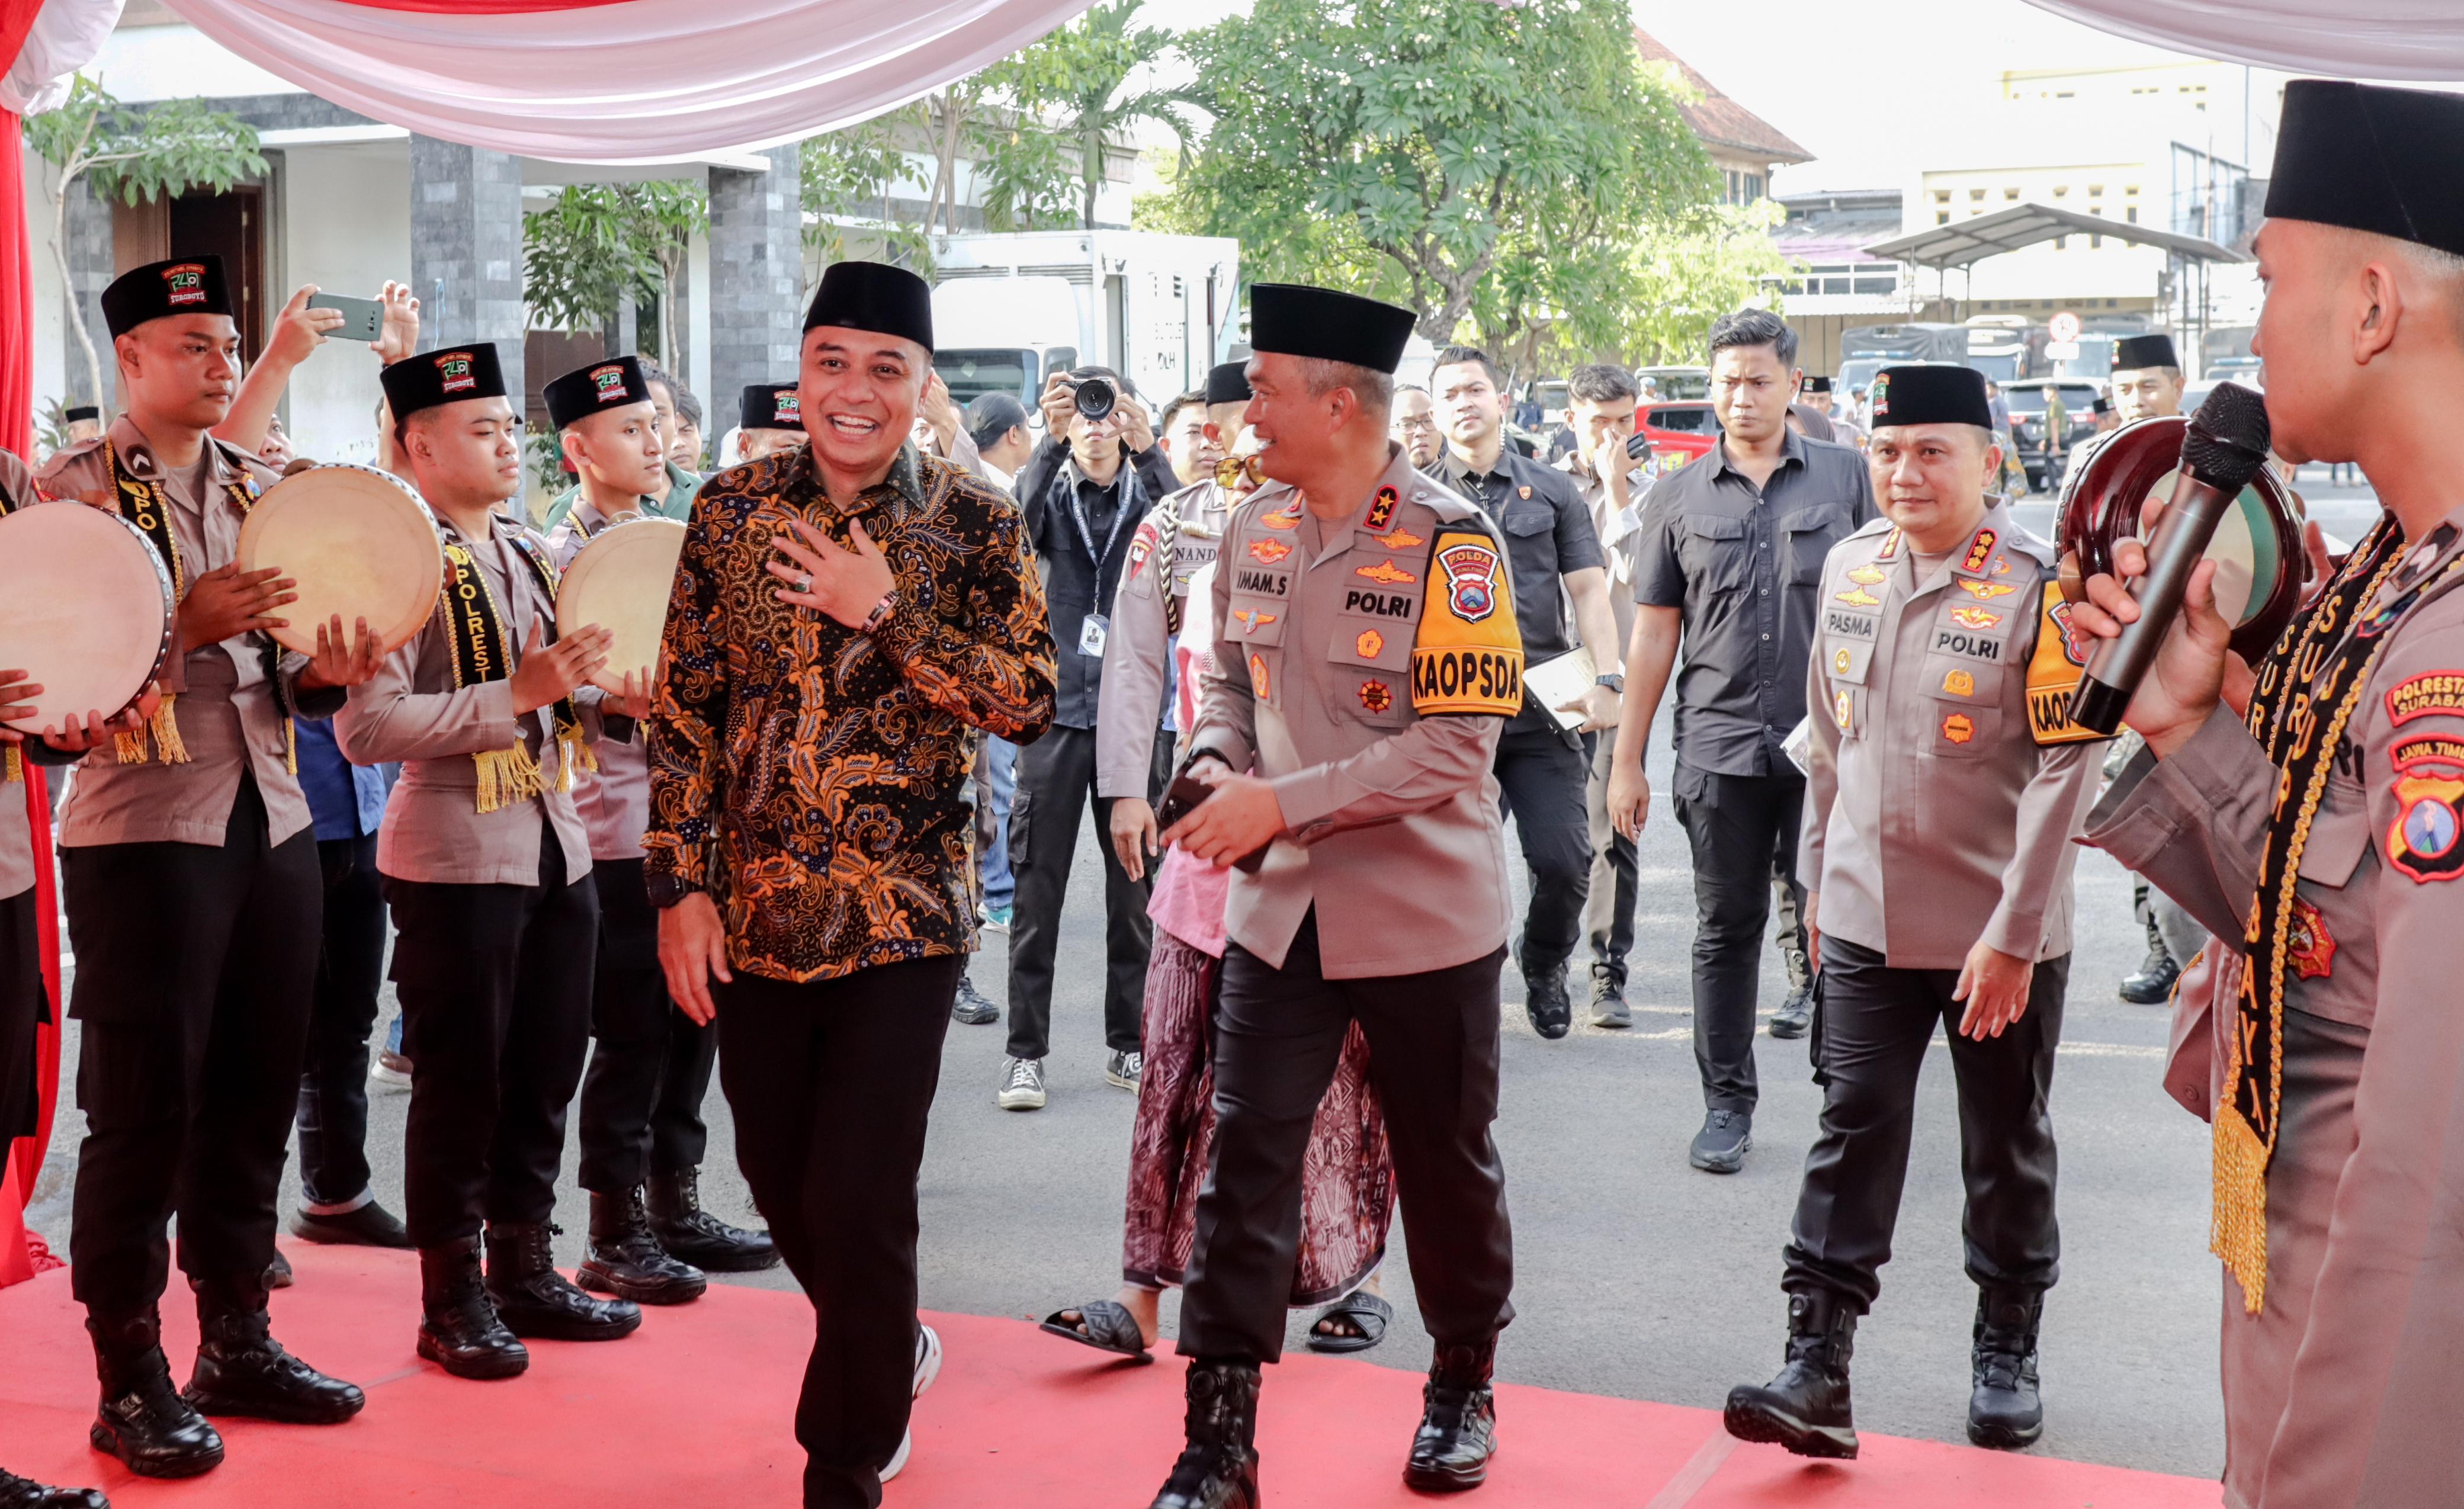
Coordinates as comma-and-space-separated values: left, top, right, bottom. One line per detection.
1595, 672, 1626, 695
644, 871, 703, 910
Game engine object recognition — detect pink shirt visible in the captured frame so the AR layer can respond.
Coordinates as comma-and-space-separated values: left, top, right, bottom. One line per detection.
1147, 558, 1229, 955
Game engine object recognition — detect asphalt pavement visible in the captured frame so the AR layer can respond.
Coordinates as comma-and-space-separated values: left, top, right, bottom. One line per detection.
31, 480, 2393, 1480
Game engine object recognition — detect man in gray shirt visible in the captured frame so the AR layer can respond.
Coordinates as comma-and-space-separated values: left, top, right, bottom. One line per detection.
1605, 310, 1875, 1174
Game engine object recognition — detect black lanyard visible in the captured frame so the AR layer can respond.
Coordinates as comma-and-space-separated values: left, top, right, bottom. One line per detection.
1069, 472, 1133, 572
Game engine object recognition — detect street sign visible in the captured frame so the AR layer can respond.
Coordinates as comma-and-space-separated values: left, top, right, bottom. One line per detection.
2049, 311, 2081, 343
2046, 341, 2081, 360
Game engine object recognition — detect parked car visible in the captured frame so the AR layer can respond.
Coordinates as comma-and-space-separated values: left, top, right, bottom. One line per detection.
1635, 400, 1720, 470
1635, 365, 1709, 402
2006, 381, 2104, 492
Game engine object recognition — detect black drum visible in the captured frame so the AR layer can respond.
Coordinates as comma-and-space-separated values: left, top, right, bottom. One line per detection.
2057, 415, 2305, 662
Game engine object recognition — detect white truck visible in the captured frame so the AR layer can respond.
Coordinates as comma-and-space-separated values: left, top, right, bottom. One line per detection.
928, 229, 1241, 423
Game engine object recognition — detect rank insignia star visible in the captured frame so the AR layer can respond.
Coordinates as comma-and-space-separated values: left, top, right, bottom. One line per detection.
1957, 579, 2019, 601
1365, 485, 1400, 532
1834, 584, 1881, 607
1950, 606, 2002, 630
1355, 559, 1417, 585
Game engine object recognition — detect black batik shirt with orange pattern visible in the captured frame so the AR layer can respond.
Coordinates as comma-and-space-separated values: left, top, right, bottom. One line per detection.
645, 442, 1057, 983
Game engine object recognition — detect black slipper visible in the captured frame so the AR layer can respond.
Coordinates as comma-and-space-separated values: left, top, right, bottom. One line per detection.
1038, 1301, 1153, 1361
1305, 1292, 1391, 1354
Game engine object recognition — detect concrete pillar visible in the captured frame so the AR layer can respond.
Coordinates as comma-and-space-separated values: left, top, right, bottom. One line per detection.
63, 174, 117, 412
707, 144, 804, 416
408, 136, 527, 415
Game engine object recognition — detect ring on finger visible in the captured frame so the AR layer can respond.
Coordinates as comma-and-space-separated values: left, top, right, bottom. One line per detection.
795, 573, 813, 595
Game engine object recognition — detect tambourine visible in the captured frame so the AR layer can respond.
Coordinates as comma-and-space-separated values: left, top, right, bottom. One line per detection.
2056, 415, 2304, 662
236, 464, 445, 657
0, 503, 177, 735
556, 516, 685, 695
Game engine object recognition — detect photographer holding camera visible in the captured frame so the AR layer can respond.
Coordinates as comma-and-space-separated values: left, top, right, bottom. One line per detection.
997, 368, 1182, 1112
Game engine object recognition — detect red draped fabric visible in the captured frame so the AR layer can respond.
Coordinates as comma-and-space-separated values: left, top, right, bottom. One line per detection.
2, 0, 63, 1290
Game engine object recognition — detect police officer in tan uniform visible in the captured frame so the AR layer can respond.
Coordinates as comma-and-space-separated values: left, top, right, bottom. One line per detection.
1098, 360, 1257, 881
1725, 364, 2101, 1462
1150, 285, 1523, 1508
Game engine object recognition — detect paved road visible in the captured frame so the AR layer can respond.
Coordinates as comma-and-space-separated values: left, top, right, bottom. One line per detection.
35, 473, 2389, 1480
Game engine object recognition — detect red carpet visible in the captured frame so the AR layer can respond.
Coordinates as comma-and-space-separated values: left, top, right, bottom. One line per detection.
0, 1246, 2218, 1507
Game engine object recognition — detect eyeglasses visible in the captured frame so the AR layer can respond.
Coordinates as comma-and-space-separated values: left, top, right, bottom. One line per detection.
1395, 415, 1439, 432
1215, 453, 1266, 491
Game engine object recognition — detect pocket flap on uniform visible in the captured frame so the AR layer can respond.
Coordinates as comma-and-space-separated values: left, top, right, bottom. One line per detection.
1780, 504, 1848, 535
1685, 514, 1746, 541
1505, 510, 1554, 537
2296, 778, 2372, 888
1328, 619, 1413, 670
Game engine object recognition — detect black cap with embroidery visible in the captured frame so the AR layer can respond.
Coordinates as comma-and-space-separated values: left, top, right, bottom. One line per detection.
1248, 284, 1416, 375
101, 255, 233, 338
2265, 79, 2464, 259
2092, 394, 2113, 415
63, 404, 98, 423
740, 383, 803, 433
1868, 364, 1993, 430
2113, 333, 2180, 373
381, 344, 510, 422
1205, 360, 1253, 406
802, 260, 933, 352
1806, 375, 1833, 395
544, 354, 652, 431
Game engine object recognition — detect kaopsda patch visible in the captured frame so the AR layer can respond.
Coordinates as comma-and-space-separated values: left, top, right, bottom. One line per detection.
2025, 581, 2104, 746
1411, 526, 1524, 717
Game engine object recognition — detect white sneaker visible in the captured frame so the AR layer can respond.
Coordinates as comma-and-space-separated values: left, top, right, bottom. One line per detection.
883, 1324, 941, 1484
996, 1055, 1047, 1110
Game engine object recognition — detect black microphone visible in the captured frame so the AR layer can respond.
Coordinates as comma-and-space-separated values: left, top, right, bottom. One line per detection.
2069, 382, 2273, 735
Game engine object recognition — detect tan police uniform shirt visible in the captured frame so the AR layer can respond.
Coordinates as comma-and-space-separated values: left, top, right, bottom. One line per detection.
2086, 518, 2464, 1509
1095, 477, 1233, 799
1799, 504, 2102, 969
544, 500, 651, 862
36, 416, 331, 850
336, 510, 594, 887
1560, 454, 1651, 649
1188, 447, 1523, 980
0, 450, 35, 900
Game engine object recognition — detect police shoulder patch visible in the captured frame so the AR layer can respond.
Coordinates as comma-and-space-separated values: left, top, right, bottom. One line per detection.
2025, 579, 2104, 746
1411, 525, 1524, 717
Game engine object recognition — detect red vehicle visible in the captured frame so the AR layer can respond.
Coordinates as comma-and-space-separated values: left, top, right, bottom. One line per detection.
1635, 400, 1719, 471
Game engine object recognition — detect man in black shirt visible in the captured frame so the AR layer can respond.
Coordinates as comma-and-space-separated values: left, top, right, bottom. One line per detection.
1606, 310, 1874, 1173
1427, 346, 1625, 1039
1000, 367, 1180, 1112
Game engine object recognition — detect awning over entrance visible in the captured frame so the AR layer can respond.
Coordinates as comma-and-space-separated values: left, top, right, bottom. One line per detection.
1866, 202, 2250, 270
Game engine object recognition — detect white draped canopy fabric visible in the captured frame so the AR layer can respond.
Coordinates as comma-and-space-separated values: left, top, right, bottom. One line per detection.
161, 0, 1098, 164
2022, 0, 2464, 79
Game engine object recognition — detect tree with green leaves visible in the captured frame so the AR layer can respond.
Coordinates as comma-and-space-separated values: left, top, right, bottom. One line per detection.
1161, 0, 1721, 359
522, 179, 707, 375
25, 76, 266, 406
994, 0, 1188, 230
802, 111, 928, 267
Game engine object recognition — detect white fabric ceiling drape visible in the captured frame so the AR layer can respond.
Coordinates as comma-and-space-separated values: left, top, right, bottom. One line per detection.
2023, 1, 2464, 80
162, 0, 1096, 164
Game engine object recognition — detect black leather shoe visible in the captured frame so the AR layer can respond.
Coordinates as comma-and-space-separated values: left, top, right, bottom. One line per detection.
1769, 985, 1812, 1039
1587, 975, 1631, 1029
1689, 1109, 1751, 1174
184, 1282, 364, 1424
417, 1238, 528, 1380
1968, 1289, 2046, 1449
290, 1200, 413, 1249
1724, 1289, 1859, 1459
2118, 917, 2179, 1004
950, 974, 1001, 1025
85, 1310, 223, 1479
579, 1187, 707, 1305
1148, 1359, 1260, 1509
1404, 1338, 1497, 1492
0, 1466, 109, 1508
486, 1221, 641, 1341
1519, 950, 1572, 1040
648, 1167, 779, 1273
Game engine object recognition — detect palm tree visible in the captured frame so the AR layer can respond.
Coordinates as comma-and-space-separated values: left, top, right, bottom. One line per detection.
993, 0, 1189, 229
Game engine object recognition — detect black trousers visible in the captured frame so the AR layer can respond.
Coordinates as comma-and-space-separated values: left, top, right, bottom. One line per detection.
1005, 723, 1169, 1061
579, 856, 716, 1192
1783, 937, 2067, 1311
65, 777, 321, 1317
1179, 914, 1514, 1364
1, 886, 43, 1144
1583, 730, 1638, 988
717, 955, 962, 1509
384, 829, 598, 1248
1669, 763, 1806, 1114
1491, 725, 1591, 972
294, 832, 388, 1209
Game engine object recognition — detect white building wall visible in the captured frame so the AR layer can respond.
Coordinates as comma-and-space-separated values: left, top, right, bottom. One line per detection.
86, 21, 298, 104
21, 146, 73, 428
276, 142, 410, 466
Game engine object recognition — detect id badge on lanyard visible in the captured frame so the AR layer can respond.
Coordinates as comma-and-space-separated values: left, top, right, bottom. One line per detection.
1080, 614, 1109, 657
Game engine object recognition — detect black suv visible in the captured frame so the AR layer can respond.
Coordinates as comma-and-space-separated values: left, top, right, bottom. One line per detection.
2006, 381, 2103, 493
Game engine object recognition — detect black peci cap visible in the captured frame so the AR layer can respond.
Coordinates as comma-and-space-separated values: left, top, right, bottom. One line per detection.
382, 344, 511, 422
803, 260, 933, 352
2266, 80, 2464, 259
544, 355, 652, 431
2092, 395, 2113, 415
2113, 333, 2180, 372
1248, 284, 1416, 375
1205, 360, 1253, 406
63, 404, 98, 423
1806, 375, 1833, 395
101, 255, 233, 338
739, 383, 803, 433
1868, 365, 1993, 429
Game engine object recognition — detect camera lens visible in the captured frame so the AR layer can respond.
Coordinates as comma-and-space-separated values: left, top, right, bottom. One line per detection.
1074, 377, 1117, 423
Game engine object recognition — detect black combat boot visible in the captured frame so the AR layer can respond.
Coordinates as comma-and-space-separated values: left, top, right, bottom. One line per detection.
579, 1187, 707, 1305
647, 1167, 778, 1272
1405, 1337, 1499, 1492
418, 1237, 528, 1380
2117, 916, 2179, 1004
1968, 1289, 2046, 1449
85, 1309, 222, 1479
1517, 946, 1573, 1041
1724, 1289, 1859, 1460
485, 1221, 642, 1342
184, 1277, 364, 1424
0, 1467, 108, 1509
1147, 1359, 1261, 1509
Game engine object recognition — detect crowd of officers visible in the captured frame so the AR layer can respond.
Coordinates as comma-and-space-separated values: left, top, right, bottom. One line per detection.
4, 73, 2459, 1509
